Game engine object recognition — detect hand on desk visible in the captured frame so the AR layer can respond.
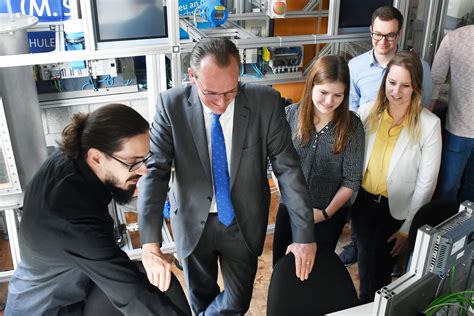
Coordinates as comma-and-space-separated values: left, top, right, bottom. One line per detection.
286, 242, 317, 281
142, 242, 172, 292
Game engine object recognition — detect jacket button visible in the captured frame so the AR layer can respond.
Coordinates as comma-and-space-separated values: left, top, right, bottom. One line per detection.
207, 196, 212, 202
200, 221, 206, 225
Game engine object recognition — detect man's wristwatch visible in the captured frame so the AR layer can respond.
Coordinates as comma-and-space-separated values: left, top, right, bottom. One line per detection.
321, 208, 330, 220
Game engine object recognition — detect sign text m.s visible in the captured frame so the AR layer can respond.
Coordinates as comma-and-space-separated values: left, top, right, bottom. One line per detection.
0, 0, 71, 22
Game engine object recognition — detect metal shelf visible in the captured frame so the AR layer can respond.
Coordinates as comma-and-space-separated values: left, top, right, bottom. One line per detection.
241, 71, 305, 85
38, 85, 144, 105
0, 44, 174, 68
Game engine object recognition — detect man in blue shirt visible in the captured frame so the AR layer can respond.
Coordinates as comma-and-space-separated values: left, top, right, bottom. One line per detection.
348, 6, 432, 111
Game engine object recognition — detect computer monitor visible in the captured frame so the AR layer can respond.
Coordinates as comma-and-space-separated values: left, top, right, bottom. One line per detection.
90, 0, 168, 50
338, 0, 393, 34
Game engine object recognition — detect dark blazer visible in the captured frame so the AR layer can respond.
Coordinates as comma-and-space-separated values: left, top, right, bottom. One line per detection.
138, 83, 314, 259
6, 152, 183, 316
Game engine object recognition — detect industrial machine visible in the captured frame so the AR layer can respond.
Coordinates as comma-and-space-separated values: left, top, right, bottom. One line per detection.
202, 0, 229, 27
373, 201, 474, 315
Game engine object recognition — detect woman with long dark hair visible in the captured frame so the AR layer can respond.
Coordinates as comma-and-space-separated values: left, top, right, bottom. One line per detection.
273, 55, 365, 265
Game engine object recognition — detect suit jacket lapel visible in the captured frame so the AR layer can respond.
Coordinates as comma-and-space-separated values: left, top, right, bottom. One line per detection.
186, 86, 212, 183
230, 91, 250, 189
364, 120, 380, 172
388, 127, 410, 178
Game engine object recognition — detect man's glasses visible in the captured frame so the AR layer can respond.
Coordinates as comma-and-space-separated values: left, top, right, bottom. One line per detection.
371, 31, 399, 41
194, 76, 239, 100
105, 151, 153, 172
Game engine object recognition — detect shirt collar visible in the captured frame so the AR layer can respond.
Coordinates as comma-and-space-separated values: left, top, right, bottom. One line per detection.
370, 45, 400, 67
320, 120, 335, 131
202, 99, 235, 118
382, 107, 407, 127
368, 49, 377, 67
76, 156, 112, 206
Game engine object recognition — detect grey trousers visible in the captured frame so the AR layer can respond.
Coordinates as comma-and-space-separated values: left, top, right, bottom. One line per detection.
182, 214, 258, 316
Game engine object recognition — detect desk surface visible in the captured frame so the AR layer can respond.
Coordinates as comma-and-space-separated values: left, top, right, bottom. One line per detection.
328, 302, 374, 315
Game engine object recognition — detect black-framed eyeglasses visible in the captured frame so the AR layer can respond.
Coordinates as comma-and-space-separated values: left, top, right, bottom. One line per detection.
371, 31, 399, 41
194, 76, 239, 100
105, 151, 153, 172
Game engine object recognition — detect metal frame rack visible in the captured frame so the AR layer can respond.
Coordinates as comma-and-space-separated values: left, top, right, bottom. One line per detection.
0, 96, 22, 282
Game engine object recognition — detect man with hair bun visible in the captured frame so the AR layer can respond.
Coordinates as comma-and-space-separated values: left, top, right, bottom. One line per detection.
5, 103, 190, 315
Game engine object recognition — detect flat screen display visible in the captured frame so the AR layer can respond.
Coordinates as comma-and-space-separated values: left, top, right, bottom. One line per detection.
91, 0, 168, 46
338, 0, 393, 34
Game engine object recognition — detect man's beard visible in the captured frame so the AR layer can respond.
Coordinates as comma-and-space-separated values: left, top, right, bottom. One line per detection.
104, 175, 140, 205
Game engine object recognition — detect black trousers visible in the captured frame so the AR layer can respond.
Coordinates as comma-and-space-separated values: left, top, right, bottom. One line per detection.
272, 203, 348, 267
182, 214, 258, 316
351, 189, 404, 303
82, 261, 191, 316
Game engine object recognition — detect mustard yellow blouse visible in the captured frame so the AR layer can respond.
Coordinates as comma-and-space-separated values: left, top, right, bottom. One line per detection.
362, 109, 406, 197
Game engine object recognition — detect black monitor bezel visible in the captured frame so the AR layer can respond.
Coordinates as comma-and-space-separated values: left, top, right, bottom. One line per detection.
337, 0, 393, 34
90, 0, 169, 45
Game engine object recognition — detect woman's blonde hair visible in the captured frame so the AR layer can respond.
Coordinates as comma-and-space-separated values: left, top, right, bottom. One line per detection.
296, 55, 350, 154
366, 51, 424, 140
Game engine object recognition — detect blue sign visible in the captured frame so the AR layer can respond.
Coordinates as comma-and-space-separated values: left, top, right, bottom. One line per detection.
179, 0, 218, 39
179, 0, 205, 16
0, 0, 71, 22
0, 1, 73, 53
28, 31, 56, 53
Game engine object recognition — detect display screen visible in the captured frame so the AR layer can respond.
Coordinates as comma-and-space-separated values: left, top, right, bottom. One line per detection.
91, 0, 168, 43
338, 0, 393, 33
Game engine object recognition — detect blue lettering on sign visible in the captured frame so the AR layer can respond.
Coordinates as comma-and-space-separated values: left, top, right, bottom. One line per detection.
0, 0, 71, 22
179, 0, 205, 16
28, 31, 56, 53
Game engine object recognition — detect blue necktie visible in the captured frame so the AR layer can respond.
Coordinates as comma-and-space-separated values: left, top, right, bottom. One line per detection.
211, 113, 234, 226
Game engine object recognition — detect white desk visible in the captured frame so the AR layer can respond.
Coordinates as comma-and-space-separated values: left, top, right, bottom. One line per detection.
328, 303, 374, 315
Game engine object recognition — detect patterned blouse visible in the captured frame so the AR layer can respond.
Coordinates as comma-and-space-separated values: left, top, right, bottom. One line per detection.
285, 103, 365, 209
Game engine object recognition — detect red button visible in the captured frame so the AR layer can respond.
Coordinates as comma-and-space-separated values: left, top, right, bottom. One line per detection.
273, 2, 286, 15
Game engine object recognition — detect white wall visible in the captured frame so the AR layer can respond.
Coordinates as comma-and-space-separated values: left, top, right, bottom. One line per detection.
40, 97, 149, 147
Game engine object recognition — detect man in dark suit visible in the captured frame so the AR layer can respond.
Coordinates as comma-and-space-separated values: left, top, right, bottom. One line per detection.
138, 38, 317, 315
